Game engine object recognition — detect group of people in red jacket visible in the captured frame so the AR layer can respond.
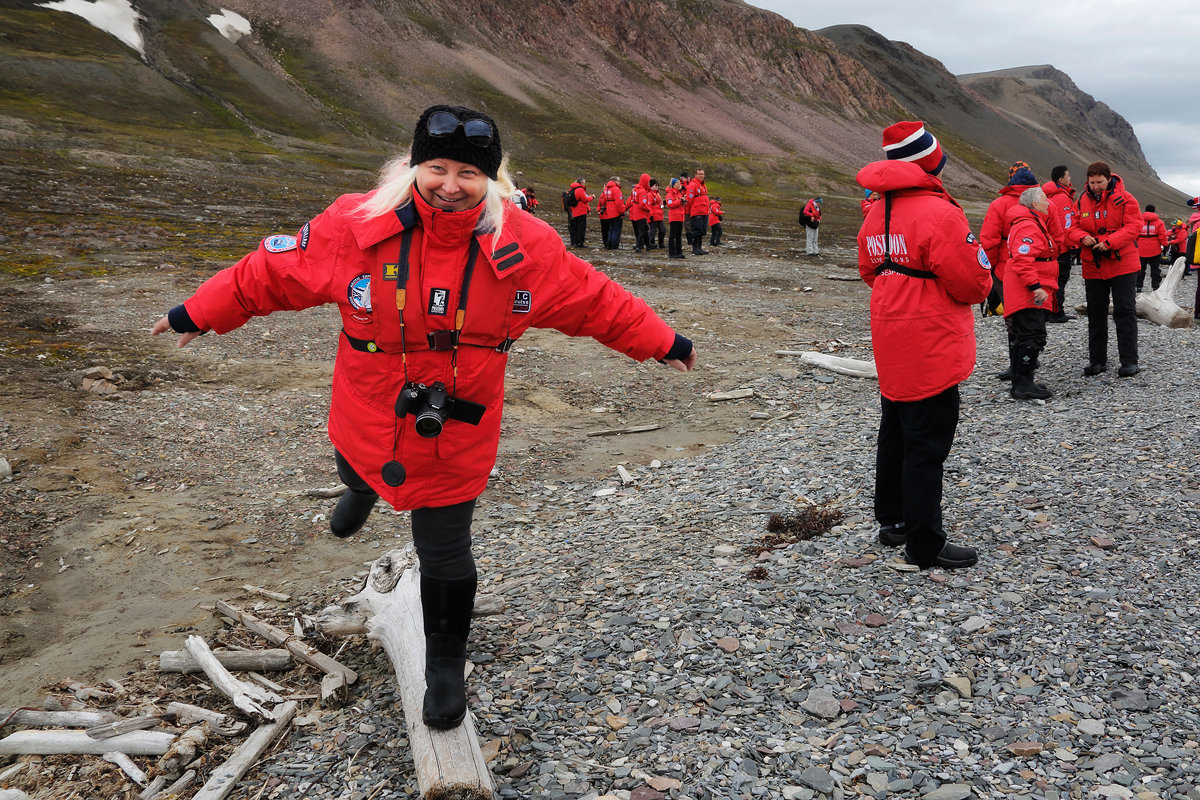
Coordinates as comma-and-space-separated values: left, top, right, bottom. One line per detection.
564, 170, 723, 257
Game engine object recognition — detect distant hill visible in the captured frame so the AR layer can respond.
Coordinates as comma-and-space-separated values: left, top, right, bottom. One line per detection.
0, 0, 1186, 212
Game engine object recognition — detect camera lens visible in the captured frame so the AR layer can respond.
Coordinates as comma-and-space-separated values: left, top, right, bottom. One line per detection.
413, 410, 445, 438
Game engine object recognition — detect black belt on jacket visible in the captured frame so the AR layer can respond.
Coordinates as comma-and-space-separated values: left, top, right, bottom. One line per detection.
875, 260, 936, 279
341, 329, 515, 353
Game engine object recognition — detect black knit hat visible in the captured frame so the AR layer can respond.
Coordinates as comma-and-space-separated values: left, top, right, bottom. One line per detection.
410, 104, 503, 180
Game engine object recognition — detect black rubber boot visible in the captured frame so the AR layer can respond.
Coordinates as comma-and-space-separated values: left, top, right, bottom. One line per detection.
1010, 372, 1052, 400
330, 489, 379, 538
996, 344, 1016, 381
420, 574, 477, 730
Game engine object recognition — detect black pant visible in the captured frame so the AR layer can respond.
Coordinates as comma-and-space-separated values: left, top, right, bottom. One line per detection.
1084, 272, 1138, 367
1138, 254, 1162, 290
568, 215, 587, 247
684, 215, 693, 245
335, 451, 476, 580
668, 221, 683, 256
599, 216, 611, 248
1052, 250, 1076, 316
874, 386, 960, 566
648, 219, 665, 248
709, 223, 722, 246
1009, 308, 1048, 372
690, 217, 708, 252
632, 219, 650, 251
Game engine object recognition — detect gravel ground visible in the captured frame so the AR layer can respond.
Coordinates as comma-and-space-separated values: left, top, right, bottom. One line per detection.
4, 229, 1200, 800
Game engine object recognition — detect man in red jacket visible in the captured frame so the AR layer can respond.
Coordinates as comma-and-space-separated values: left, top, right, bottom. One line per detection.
1136, 204, 1169, 291
857, 121, 993, 570
1043, 166, 1077, 322
600, 176, 624, 250
686, 169, 710, 255
1064, 162, 1143, 376
567, 178, 593, 248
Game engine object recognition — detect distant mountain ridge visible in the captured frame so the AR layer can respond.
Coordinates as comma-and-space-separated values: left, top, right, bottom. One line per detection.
0, 0, 1185, 210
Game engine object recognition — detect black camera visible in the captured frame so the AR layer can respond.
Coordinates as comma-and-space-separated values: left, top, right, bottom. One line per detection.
394, 381, 485, 438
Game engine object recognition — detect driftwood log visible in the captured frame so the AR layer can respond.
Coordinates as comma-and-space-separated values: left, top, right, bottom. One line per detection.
164, 701, 247, 736
0, 709, 119, 728
789, 351, 879, 379
191, 701, 298, 800
184, 635, 281, 720
215, 600, 357, 685
345, 550, 494, 799
103, 751, 149, 786
0, 729, 175, 755
1135, 256, 1193, 328
158, 648, 293, 674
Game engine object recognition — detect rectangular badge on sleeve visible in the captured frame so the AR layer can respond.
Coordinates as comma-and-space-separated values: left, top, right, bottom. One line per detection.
512, 290, 532, 313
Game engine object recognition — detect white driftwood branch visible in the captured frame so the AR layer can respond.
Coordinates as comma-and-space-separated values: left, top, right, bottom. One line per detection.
307, 484, 347, 498
797, 351, 878, 379
355, 553, 493, 799
139, 775, 168, 800
214, 601, 358, 684
0, 790, 32, 800
154, 769, 196, 800
159, 648, 294, 673
0, 709, 119, 728
0, 730, 175, 755
191, 701, 298, 800
242, 584, 291, 602
164, 702, 247, 736
86, 714, 168, 740
157, 724, 207, 775
184, 635, 281, 720
103, 751, 149, 786
1135, 257, 1193, 328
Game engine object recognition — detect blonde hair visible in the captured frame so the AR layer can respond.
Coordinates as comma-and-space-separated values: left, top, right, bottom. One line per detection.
355, 153, 517, 240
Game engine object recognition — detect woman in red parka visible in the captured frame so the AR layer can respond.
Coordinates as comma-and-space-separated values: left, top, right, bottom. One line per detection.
665, 178, 687, 259
151, 104, 697, 731
1064, 161, 1143, 376
1002, 186, 1059, 400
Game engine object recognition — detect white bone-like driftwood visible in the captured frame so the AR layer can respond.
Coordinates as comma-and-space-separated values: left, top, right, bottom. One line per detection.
0, 730, 175, 755
798, 351, 879, 379
183, 635, 281, 721
347, 549, 494, 799
158, 648, 293, 673
1135, 257, 1193, 328
191, 701, 297, 800
0, 709, 118, 728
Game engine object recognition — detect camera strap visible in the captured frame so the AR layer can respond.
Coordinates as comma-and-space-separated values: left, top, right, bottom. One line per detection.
874, 194, 936, 279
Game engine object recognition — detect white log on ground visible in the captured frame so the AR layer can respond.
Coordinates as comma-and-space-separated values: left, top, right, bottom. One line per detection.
86, 714, 167, 739
156, 724, 207, 775
164, 702, 247, 736
320, 671, 350, 709
156, 769, 196, 800
103, 751, 149, 786
0, 708, 119, 728
158, 647, 294, 673
183, 635, 281, 721
350, 551, 494, 799
798, 351, 879, 379
1135, 257, 1194, 328
214, 600, 358, 685
138, 775, 168, 800
0, 729, 175, 755
0, 790, 32, 800
191, 701, 297, 800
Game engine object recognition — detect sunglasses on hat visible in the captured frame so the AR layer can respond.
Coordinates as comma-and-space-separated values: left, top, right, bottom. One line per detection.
427, 111, 494, 147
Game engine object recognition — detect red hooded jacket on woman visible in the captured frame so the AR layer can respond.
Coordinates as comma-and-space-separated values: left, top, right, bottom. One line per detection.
181, 190, 677, 510
1065, 174, 1143, 279
1041, 180, 1075, 249
1002, 204, 1059, 316
666, 184, 686, 223
628, 174, 652, 222
708, 199, 723, 227
649, 185, 664, 222
600, 180, 624, 221
979, 185, 1027, 282
856, 160, 993, 402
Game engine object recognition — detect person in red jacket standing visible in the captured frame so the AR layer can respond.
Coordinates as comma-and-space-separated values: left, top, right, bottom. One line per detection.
1042, 166, 1077, 322
1003, 186, 1060, 400
980, 163, 1040, 321
1065, 161, 1144, 376
1136, 204, 1169, 291
801, 197, 822, 255
629, 173, 653, 253
600, 176, 624, 250
861, 189, 880, 219
857, 121, 992, 570
151, 104, 697, 731
647, 178, 665, 249
567, 177, 593, 247
708, 196, 724, 246
686, 169, 710, 255
665, 177, 687, 259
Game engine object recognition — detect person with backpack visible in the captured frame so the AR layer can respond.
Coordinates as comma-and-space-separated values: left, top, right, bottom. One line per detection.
565, 178, 593, 247
800, 197, 821, 255
1136, 203, 1169, 291
856, 121, 992, 571
152, 103, 698, 733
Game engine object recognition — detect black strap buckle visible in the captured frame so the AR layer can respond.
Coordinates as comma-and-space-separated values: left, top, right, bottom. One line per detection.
494, 338, 515, 353
427, 330, 459, 351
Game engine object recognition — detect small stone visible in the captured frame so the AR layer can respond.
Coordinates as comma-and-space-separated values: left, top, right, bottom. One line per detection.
800, 688, 841, 719
647, 776, 682, 791
1092, 753, 1123, 773
813, 375, 835, 384
606, 715, 629, 731
667, 716, 700, 731
923, 786, 974, 800
796, 765, 835, 794
1077, 719, 1106, 736
1111, 689, 1150, 710
1008, 742, 1044, 757
630, 787, 666, 800
961, 616, 988, 633
716, 637, 740, 653
714, 545, 737, 557
944, 676, 972, 698
0, 457, 10, 480
1090, 536, 1116, 549
863, 613, 887, 628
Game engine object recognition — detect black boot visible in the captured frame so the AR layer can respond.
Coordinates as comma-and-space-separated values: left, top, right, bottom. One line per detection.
996, 343, 1016, 381
1011, 372, 1052, 400
330, 452, 378, 537
420, 573, 476, 730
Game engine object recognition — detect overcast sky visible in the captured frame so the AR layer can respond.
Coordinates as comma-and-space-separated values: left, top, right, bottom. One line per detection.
753, 0, 1200, 201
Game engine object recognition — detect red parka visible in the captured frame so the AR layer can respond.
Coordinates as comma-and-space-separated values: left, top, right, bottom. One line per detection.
569, 182, 593, 218
629, 174, 652, 222
686, 178, 709, 217
803, 198, 821, 223
860, 198, 876, 219
708, 199, 723, 227
979, 186, 1026, 282
665, 185, 686, 223
1041, 180, 1076, 250
1137, 211, 1168, 257
1002, 205, 1059, 316
856, 160, 993, 402
181, 189, 678, 510
1188, 211, 1200, 235
600, 180, 624, 221
1065, 174, 1143, 279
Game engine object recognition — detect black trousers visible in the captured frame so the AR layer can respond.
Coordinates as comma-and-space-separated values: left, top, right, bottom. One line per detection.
568, 215, 587, 247
874, 386, 960, 566
599, 216, 611, 248
690, 217, 708, 251
709, 223, 722, 246
1009, 308, 1048, 372
668, 221, 683, 256
1138, 254, 1162, 290
648, 219, 665, 248
1053, 250, 1076, 316
684, 215, 693, 245
335, 451, 476, 580
1084, 272, 1138, 367
632, 219, 650, 251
